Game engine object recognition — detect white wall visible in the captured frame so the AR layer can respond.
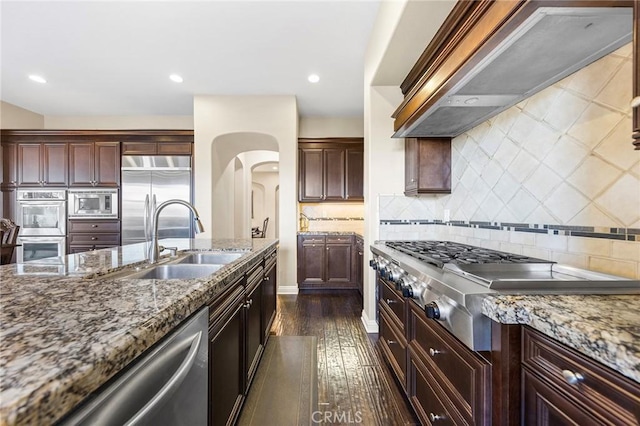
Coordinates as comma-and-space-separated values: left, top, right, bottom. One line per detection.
0, 101, 44, 129
43, 115, 193, 129
252, 172, 279, 239
193, 95, 298, 293
299, 116, 364, 137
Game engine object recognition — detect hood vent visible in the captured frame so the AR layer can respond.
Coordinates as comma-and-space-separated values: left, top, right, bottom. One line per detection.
394, 6, 632, 138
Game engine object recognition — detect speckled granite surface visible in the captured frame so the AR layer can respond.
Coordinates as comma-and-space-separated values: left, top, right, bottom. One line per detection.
297, 231, 363, 238
482, 294, 640, 383
0, 238, 278, 426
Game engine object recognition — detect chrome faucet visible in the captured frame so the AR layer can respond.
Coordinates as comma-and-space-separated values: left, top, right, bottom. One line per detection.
148, 199, 205, 263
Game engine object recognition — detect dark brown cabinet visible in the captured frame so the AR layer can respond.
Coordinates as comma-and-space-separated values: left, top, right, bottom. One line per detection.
298, 138, 364, 202
2, 143, 18, 187
69, 142, 120, 187
521, 327, 640, 425
355, 236, 363, 295
404, 138, 451, 196
67, 220, 121, 253
17, 143, 68, 187
297, 234, 358, 289
634, 0, 640, 150
209, 250, 278, 426
121, 141, 192, 155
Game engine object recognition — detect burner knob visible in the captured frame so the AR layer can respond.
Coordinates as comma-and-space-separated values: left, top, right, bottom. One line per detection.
394, 277, 405, 291
401, 285, 414, 298
369, 259, 378, 270
425, 302, 441, 320
387, 269, 398, 282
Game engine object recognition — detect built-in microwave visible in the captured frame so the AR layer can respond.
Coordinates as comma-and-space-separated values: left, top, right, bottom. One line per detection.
68, 189, 118, 219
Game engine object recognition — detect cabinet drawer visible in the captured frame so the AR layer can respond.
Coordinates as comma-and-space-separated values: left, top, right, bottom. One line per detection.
68, 220, 120, 233
68, 245, 116, 254
326, 235, 353, 244
299, 235, 325, 245
379, 308, 407, 389
68, 233, 120, 245
379, 279, 405, 332
409, 302, 490, 425
522, 327, 640, 425
408, 348, 466, 426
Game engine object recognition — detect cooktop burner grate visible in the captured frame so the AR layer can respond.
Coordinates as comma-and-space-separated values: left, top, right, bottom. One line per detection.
385, 240, 552, 268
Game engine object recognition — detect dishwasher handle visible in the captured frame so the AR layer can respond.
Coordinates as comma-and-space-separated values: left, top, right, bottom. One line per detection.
126, 330, 203, 426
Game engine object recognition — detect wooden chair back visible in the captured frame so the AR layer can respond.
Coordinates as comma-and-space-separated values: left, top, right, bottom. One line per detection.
0, 219, 20, 265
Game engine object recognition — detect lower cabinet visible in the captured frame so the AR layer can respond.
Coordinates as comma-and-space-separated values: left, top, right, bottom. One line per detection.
521, 327, 640, 426
209, 250, 278, 426
67, 219, 121, 253
297, 234, 358, 289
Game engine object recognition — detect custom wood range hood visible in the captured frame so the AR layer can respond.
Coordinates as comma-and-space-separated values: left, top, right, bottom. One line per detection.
392, 0, 633, 138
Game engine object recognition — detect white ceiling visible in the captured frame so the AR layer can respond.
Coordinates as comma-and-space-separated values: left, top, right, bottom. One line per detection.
1, 1, 380, 118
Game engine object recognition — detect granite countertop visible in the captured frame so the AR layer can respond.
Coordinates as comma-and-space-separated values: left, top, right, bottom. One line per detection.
482, 294, 640, 383
0, 238, 278, 426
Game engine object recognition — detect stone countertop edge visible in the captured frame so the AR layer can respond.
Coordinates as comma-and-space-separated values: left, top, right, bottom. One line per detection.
482, 294, 640, 383
0, 238, 278, 426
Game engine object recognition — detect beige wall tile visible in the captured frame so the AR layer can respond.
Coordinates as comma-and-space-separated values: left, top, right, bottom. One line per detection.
535, 234, 568, 251
551, 251, 588, 269
588, 256, 638, 279
611, 240, 640, 262
567, 236, 611, 256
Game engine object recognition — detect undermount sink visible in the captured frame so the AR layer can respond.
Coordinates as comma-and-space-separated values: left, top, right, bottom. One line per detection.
124, 264, 223, 280
176, 252, 244, 265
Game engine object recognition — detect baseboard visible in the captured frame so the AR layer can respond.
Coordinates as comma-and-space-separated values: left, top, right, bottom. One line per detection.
277, 285, 299, 295
360, 310, 379, 333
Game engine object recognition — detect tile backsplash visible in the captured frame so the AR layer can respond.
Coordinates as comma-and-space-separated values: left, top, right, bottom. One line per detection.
300, 203, 364, 234
378, 43, 640, 279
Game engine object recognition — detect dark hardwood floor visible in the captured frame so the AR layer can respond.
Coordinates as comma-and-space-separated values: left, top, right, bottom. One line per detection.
271, 290, 418, 425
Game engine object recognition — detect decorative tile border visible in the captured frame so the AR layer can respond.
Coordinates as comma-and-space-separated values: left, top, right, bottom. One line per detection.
379, 219, 638, 242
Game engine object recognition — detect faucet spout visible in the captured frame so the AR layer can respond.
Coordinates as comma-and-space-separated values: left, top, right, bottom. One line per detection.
149, 199, 204, 264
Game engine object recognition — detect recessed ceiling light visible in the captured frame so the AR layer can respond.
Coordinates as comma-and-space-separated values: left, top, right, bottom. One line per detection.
169, 74, 183, 83
272, 166, 278, 170
307, 74, 320, 83
28, 75, 47, 84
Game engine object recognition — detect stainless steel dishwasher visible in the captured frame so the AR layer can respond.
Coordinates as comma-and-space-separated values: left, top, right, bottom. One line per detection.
62, 307, 208, 426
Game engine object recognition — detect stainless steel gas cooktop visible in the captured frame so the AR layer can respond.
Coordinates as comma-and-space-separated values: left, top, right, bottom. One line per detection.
371, 240, 640, 351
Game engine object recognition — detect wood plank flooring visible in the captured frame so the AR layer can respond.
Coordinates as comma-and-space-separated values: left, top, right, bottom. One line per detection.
270, 290, 419, 425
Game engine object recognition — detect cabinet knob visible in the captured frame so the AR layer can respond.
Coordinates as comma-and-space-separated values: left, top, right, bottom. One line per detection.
429, 348, 442, 357
631, 96, 640, 108
264, 276, 270, 281
385, 298, 397, 305
429, 413, 445, 422
91, 237, 98, 241
561, 370, 584, 385
386, 340, 397, 345
91, 224, 98, 228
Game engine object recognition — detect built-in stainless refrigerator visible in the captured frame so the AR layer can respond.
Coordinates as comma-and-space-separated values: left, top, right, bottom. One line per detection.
121, 156, 193, 245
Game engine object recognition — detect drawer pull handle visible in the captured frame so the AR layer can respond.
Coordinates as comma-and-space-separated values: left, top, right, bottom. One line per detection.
386, 340, 397, 345
429, 348, 442, 357
385, 298, 397, 304
429, 413, 445, 422
562, 370, 584, 385
91, 237, 98, 241
91, 224, 98, 228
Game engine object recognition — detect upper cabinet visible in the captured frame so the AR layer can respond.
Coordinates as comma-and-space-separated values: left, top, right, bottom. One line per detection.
17, 143, 68, 187
121, 141, 192, 156
393, 1, 634, 141
69, 142, 120, 187
633, 0, 640, 150
298, 138, 364, 202
404, 138, 451, 196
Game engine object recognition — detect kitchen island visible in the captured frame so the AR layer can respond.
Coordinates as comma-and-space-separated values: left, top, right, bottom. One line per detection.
0, 238, 278, 425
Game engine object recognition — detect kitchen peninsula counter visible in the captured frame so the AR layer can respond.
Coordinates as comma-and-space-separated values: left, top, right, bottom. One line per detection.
0, 238, 278, 426
297, 231, 363, 238
482, 294, 640, 383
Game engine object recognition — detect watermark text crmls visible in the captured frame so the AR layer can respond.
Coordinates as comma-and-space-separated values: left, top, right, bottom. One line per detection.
312, 410, 363, 424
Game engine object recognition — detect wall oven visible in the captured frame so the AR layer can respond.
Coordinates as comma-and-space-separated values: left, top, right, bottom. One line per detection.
17, 236, 66, 263
16, 189, 67, 236
68, 189, 118, 219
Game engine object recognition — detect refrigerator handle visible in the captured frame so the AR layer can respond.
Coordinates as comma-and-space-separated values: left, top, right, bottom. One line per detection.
144, 194, 150, 242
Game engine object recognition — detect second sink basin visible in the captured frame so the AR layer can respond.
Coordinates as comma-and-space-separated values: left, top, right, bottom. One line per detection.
125, 264, 223, 280
176, 252, 244, 265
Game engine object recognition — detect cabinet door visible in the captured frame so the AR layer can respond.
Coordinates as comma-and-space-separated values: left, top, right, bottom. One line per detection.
345, 147, 364, 200
297, 235, 326, 287
210, 300, 245, 426
417, 138, 450, 193
633, 0, 640, 150
17, 143, 42, 186
404, 138, 418, 193
245, 280, 263, 390
325, 242, 352, 285
2, 143, 18, 186
42, 143, 68, 186
323, 148, 346, 200
299, 148, 324, 201
68, 143, 94, 186
95, 142, 120, 186
262, 257, 277, 342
